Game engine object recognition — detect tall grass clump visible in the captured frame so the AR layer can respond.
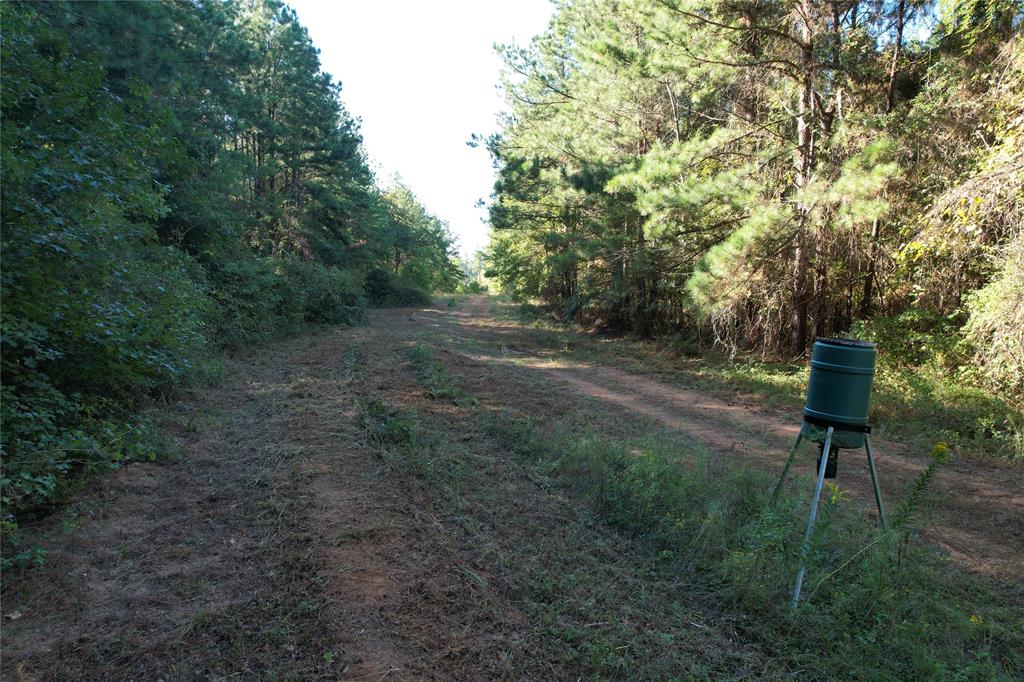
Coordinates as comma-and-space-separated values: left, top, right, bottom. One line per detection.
487, 414, 1024, 679
359, 398, 471, 488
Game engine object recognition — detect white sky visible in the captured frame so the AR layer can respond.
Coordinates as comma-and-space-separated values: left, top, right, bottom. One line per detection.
288, 0, 554, 257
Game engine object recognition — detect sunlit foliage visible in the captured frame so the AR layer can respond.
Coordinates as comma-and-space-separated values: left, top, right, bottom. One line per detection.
486, 0, 1022, 385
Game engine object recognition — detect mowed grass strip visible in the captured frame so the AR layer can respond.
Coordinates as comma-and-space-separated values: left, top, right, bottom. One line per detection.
393, 342, 1023, 679
486, 413, 1024, 680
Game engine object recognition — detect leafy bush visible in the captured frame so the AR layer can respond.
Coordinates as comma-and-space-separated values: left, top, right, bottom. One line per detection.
0, 412, 162, 543
1, 7, 212, 528
206, 257, 294, 348
849, 308, 968, 370
281, 259, 365, 325
871, 364, 1023, 458
848, 308, 1023, 458
364, 267, 432, 307
456, 280, 489, 295
964, 233, 1024, 397
0, 238, 209, 521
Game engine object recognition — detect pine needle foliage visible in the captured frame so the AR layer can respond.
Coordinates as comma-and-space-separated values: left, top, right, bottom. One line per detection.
486, 0, 1023, 393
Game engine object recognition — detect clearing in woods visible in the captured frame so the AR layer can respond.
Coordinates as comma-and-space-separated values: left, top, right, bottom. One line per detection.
3, 296, 1022, 678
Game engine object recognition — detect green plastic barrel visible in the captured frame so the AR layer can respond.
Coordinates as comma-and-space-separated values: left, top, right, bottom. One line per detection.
800, 337, 876, 448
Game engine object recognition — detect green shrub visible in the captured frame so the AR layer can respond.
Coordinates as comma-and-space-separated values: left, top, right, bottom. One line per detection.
206, 256, 368, 349
281, 259, 365, 325
849, 308, 968, 370
848, 308, 1022, 459
1, 243, 207, 522
0, 6, 214, 534
456, 280, 489, 295
207, 256, 292, 348
364, 267, 432, 307
871, 364, 1023, 458
963, 234, 1024, 397
0, 251, 206, 522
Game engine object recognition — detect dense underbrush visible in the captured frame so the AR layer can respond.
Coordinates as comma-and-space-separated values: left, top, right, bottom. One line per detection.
364, 267, 434, 307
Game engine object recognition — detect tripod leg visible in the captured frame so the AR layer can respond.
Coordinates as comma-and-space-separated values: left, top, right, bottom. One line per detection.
770, 432, 803, 505
865, 434, 886, 529
792, 426, 833, 609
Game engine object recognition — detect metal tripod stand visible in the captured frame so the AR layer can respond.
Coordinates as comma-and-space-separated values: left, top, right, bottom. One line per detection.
771, 424, 887, 608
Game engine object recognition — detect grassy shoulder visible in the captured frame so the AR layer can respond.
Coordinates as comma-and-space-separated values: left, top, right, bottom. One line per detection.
488, 298, 1024, 462
489, 415, 1023, 680
363, 346, 764, 677
379, 342, 1024, 679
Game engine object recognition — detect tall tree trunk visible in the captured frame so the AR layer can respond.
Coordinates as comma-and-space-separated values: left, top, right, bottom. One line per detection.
792, 220, 810, 354
814, 237, 827, 338
860, 219, 881, 317
884, 0, 906, 114
860, 0, 905, 318
635, 216, 651, 338
665, 82, 681, 142
791, 2, 815, 356
736, 3, 762, 123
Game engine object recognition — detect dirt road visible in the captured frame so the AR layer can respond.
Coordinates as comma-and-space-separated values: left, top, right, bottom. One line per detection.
3, 297, 1020, 679
410, 297, 1023, 579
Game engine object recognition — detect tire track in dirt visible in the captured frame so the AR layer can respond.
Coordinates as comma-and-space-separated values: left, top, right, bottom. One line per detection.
301, 324, 538, 680
1, 326, 529, 679
408, 297, 1024, 581
362, 306, 774, 678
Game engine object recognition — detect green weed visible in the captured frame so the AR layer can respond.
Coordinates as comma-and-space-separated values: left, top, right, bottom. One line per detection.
361, 398, 430, 450
406, 343, 477, 407
486, 412, 1024, 679
359, 398, 468, 487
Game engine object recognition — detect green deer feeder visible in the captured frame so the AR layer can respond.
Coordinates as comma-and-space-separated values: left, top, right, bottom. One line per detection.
771, 337, 887, 608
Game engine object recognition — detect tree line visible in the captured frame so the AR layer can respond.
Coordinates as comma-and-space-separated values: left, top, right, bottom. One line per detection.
486, 0, 1021, 393
1, 0, 460, 533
